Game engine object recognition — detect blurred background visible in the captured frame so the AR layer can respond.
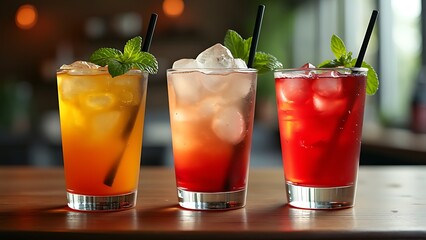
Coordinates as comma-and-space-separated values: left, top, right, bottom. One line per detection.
0, 0, 425, 167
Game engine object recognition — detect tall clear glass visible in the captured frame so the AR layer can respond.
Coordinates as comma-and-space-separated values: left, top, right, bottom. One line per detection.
57, 67, 148, 211
274, 67, 367, 209
167, 68, 257, 210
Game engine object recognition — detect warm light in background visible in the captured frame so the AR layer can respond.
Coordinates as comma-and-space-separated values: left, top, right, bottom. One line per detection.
15, 4, 38, 30
163, 0, 184, 17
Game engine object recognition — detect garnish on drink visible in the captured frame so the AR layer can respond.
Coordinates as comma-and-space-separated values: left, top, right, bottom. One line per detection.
274, 10, 379, 210
57, 13, 159, 211
224, 29, 283, 74
317, 34, 379, 95
89, 36, 158, 78
167, 5, 278, 210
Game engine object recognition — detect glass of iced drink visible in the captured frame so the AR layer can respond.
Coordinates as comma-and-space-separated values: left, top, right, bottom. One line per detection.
274, 66, 367, 209
167, 44, 257, 210
57, 61, 148, 211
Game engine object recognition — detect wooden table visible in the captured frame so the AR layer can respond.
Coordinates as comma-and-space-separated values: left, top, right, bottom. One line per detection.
1, 166, 426, 239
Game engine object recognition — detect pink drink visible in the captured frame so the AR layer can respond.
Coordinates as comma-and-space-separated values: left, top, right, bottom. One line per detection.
167, 68, 257, 210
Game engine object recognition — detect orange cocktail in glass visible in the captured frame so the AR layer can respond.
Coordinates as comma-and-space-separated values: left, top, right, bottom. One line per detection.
57, 62, 147, 211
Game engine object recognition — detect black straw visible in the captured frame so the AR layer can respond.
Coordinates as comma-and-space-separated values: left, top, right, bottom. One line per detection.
355, 10, 379, 67
104, 13, 158, 187
247, 5, 265, 68
142, 13, 158, 52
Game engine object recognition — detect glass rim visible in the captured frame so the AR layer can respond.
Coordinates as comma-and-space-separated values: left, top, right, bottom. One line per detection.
56, 68, 146, 76
167, 68, 258, 73
274, 67, 368, 73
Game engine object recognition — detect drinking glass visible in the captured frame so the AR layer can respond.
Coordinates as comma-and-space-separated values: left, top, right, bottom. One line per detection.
167, 68, 257, 210
57, 66, 148, 211
274, 67, 367, 209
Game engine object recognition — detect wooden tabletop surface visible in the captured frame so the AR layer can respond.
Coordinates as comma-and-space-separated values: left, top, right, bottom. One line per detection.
0, 166, 425, 239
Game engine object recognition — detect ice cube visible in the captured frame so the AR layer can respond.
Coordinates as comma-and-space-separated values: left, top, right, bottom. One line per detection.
69, 107, 86, 128
277, 78, 311, 104
91, 111, 122, 139
60, 61, 105, 75
118, 90, 135, 105
59, 76, 99, 102
172, 59, 200, 69
196, 44, 234, 68
300, 63, 316, 69
60, 61, 101, 70
200, 74, 228, 92
312, 75, 342, 97
313, 94, 347, 115
83, 93, 116, 110
196, 44, 245, 68
112, 77, 141, 105
211, 106, 245, 144
197, 97, 223, 118
170, 71, 203, 104
234, 58, 248, 68
219, 72, 254, 103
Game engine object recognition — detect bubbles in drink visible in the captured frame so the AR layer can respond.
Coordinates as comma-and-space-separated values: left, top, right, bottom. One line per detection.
211, 106, 245, 144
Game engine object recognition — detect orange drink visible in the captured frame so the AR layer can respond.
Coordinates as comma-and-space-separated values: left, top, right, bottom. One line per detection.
57, 61, 147, 211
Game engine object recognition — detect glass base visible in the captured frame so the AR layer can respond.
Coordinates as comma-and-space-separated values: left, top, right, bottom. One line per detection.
67, 191, 137, 211
286, 183, 355, 209
177, 188, 246, 210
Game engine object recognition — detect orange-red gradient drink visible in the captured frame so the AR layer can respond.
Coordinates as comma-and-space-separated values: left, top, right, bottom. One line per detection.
57, 62, 147, 211
167, 68, 257, 210
275, 67, 367, 209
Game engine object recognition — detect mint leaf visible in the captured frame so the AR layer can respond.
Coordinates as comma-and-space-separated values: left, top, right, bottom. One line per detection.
331, 34, 347, 59
89, 48, 122, 67
351, 59, 379, 95
254, 52, 283, 74
89, 36, 158, 77
132, 52, 158, 74
224, 30, 251, 61
224, 29, 282, 74
123, 36, 142, 61
363, 62, 379, 95
318, 59, 339, 68
318, 34, 379, 95
107, 59, 131, 77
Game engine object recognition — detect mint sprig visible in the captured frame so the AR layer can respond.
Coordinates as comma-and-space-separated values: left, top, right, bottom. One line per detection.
318, 34, 379, 95
89, 36, 158, 78
224, 30, 282, 74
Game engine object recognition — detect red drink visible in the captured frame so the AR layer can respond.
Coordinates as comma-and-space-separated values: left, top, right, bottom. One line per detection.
275, 67, 367, 209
